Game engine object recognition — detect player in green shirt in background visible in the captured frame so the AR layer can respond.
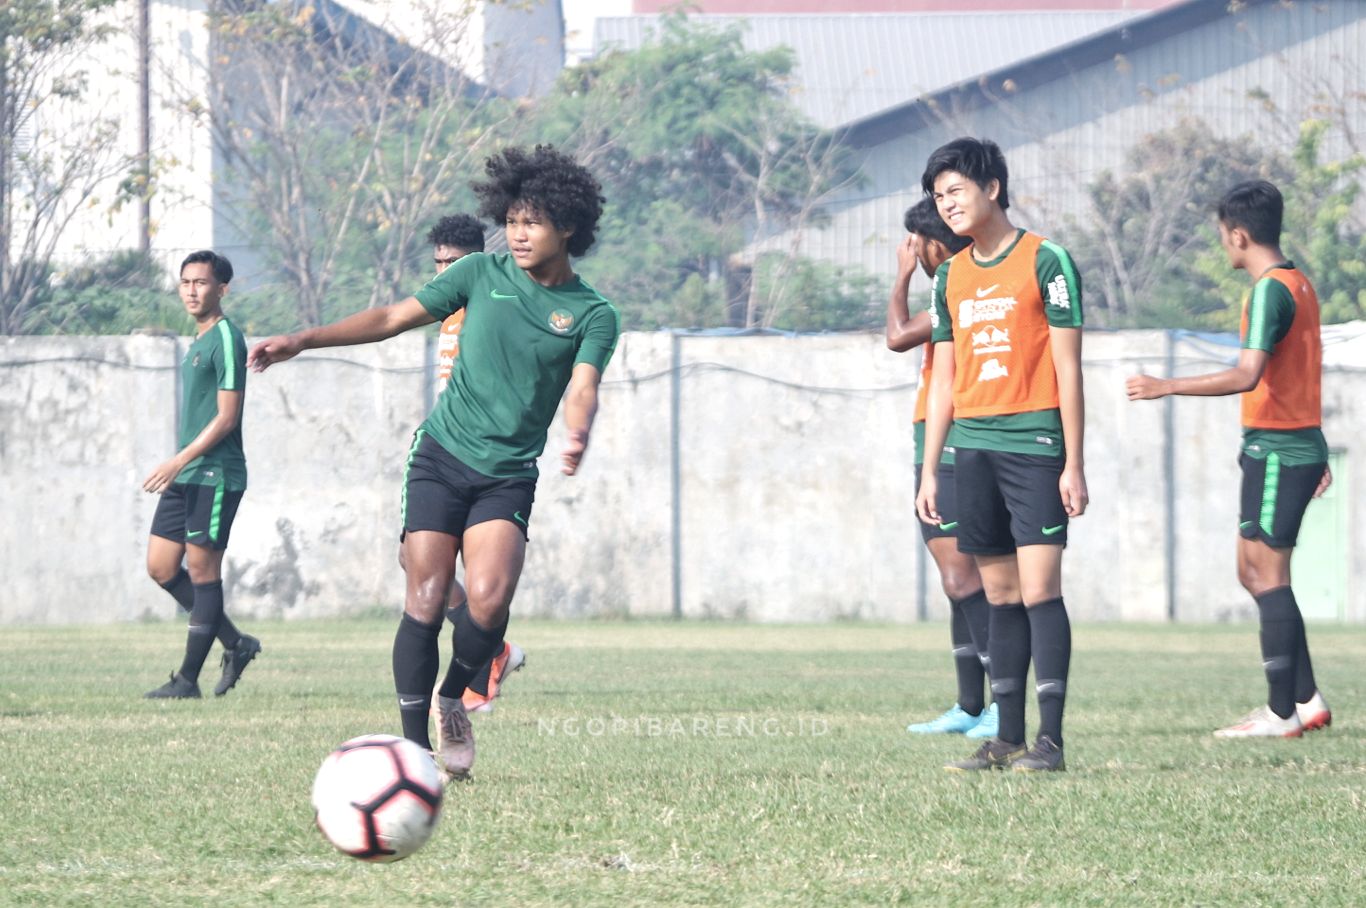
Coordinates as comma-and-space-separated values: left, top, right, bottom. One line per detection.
249, 146, 620, 781
144, 251, 262, 699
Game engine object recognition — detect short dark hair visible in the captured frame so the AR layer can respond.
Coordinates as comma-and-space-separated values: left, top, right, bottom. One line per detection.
426, 214, 485, 252
903, 197, 971, 253
472, 145, 605, 257
1217, 180, 1283, 246
920, 137, 1010, 211
180, 250, 233, 283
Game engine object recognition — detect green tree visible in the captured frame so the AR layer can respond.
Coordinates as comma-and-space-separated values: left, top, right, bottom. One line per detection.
534, 14, 859, 330
21, 250, 183, 334
0, 0, 139, 334
751, 254, 882, 332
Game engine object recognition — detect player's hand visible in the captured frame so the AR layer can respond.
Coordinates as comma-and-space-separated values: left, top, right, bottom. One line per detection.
1060, 463, 1089, 517
895, 234, 921, 278
143, 456, 184, 494
1125, 374, 1168, 400
248, 334, 303, 372
561, 429, 589, 476
915, 470, 940, 526
1314, 464, 1333, 498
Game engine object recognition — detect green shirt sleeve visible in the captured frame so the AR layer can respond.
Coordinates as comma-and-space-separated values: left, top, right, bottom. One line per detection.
216, 321, 246, 392
929, 260, 953, 344
1037, 240, 1083, 328
575, 303, 622, 372
414, 253, 480, 321
1241, 278, 1295, 352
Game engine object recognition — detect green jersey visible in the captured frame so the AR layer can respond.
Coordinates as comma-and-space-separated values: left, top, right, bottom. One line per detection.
175, 318, 248, 490
929, 230, 1083, 456
414, 252, 621, 478
1239, 265, 1328, 465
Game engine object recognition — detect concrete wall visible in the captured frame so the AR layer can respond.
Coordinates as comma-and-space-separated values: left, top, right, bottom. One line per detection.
1, 329, 1362, 625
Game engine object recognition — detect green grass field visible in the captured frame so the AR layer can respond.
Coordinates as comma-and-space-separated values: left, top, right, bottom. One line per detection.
2, 618, 1364, 906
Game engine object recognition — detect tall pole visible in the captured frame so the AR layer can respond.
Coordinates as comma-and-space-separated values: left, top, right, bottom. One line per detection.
137, 0, 151, 253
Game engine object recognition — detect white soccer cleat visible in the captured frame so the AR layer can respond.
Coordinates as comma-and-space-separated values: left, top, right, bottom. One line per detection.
1213, 704, 1303, 738
1296, 691, 1332, 732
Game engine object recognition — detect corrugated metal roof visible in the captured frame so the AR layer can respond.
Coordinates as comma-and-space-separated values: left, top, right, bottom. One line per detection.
593, 12, 1146, 128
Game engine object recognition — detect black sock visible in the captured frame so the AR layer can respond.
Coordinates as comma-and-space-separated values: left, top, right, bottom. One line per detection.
1255, 587, 1300, 719
393, 613, 443, 749
1026, 597, 1071, 746
445, 603, 494, 697
1291, 598, 1317, 704
178, 580, 224, 684
957, 588, 992, 689
161, 569, 241, 649
987, 602, 1030, 746
437, 608, 506, 700
949, 596, 985, 716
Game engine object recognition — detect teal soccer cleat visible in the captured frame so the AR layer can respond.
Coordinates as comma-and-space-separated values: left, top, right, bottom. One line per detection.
906, 704, 983, 735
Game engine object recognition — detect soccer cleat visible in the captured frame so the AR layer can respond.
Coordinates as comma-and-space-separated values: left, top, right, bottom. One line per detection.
462, 641, 527, 714
1012, 734, 1066, 772
214, 634, 262, 696
1296, 691, 1332, 732
944, 738, 1026, 772
965, 702, 1000, 739
144, 672, 201, 699
433, 695, 476, 779
1213, 704, 1303, 738
906, 704, 983, 735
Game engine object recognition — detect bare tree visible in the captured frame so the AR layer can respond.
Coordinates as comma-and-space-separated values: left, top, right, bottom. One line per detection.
0, 0, 139, 334
167, 0, 511, 328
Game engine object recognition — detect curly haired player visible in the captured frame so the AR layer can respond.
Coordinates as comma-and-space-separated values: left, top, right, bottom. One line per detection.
250, 147, 619, 779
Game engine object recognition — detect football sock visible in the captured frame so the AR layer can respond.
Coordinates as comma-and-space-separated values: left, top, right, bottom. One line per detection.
1289, 592, 1318, 704
1026, 597, 1071, 746
178, 580, 224, 683
1254, 587, 1300, 719
987, 601, 1031, 746
437, 608, 506, 700
957, 587, 992, 684
446, 603, 494, 698
161, 568, 241, 650
949, 595, 985, 716
393, 613, 443, 749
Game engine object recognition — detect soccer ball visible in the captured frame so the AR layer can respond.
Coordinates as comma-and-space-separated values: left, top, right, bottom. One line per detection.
311, 734, 444, 862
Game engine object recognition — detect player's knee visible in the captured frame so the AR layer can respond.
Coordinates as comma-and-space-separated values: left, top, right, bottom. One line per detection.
408, 575, 452, 619
939, 568, 981, 602
146, 561, 177, 586
465, 576, 513, 619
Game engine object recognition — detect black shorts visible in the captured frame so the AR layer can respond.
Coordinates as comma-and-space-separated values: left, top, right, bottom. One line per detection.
915, 462, 960, 544
954, 448, 1068, 555
1239, 454, 1324, 548
402, 432, 536, 541
149, 482, 244, 550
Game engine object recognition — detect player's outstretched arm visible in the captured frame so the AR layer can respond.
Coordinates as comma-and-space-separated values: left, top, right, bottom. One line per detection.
560, 362, 603, 476
1126, 348, 1269, 400
886, 237, 931, 352
248, 297, 437, 372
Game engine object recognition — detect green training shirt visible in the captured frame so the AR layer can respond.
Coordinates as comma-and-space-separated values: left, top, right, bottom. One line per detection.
414, 252, 621, 478
1239, 265, 1328, 466
928, 230, 1083, 456
175, 318, 248, 490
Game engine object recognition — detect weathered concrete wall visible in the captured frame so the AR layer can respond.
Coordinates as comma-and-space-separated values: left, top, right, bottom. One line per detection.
2, 329, 1361, 625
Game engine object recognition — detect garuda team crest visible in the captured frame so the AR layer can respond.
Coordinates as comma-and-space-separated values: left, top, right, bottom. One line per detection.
548, 309, 574, 333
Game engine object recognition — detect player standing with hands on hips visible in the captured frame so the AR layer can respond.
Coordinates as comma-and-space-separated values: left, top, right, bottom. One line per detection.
249, 146, 620, 780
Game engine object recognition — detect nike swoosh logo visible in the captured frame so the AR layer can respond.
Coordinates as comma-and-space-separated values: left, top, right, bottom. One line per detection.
938, 521, 959, 531
1041, 524, 1065, 536
398, 698, 424, 707
513, 511, 528, 526
186, 531, 205, 538
1239, 521, 1254, 529
975, 284, 999, 298
490, 290, 519, 300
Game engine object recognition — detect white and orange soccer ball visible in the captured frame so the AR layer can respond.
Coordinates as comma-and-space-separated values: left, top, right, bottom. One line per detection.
311, 734, 444, 862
